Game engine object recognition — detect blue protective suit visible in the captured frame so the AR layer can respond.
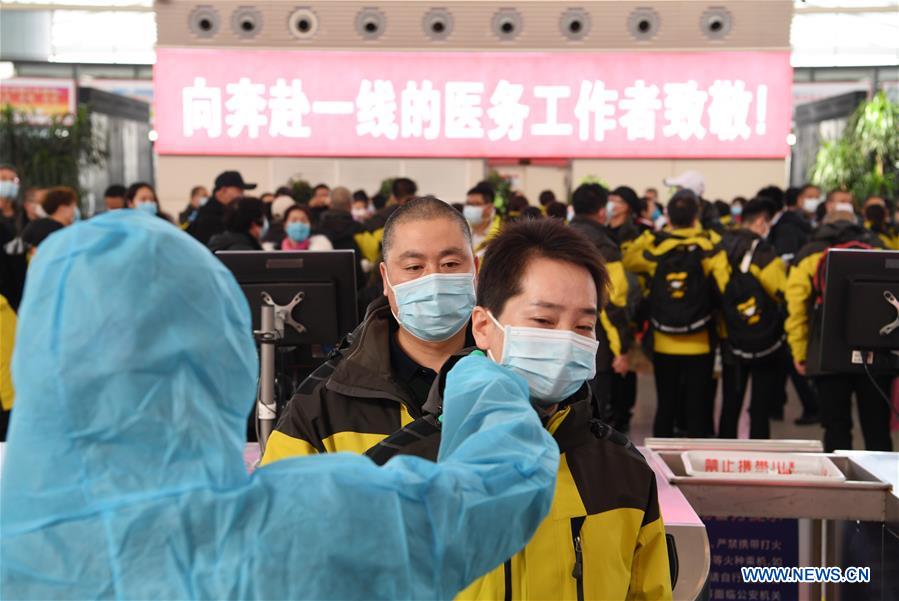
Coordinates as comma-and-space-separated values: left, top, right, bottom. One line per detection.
0, 211, 559, 600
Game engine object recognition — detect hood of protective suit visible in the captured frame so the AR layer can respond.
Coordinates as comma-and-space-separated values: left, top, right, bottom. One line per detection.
3, 210, 257, 530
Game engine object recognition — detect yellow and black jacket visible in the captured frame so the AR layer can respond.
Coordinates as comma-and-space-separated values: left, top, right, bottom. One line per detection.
622, 227, 729, 356
366, 353, 673, 601
785, 221, 884, 364
569, 216, 634, 360
1, 293, 15, 412
864, 221, 899, 251
717, 230, 788, 359
260, 297, 424, 463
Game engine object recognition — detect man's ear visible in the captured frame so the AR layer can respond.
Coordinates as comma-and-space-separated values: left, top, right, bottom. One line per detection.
379, 261, 388, 297
471, 306, 493, 351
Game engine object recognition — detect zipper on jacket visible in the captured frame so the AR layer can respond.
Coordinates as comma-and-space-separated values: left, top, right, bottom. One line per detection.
570, 517, 586, 601
503, 559, 512, 601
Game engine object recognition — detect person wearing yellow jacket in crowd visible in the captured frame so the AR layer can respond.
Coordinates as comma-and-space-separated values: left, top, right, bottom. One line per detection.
568, 183, 636, 430
0, 293, 15, 440
717, 199, 788, 439
262, 196, 479, 462
463, 182, 503, 259
366, 219, 673, 601
863, 196, 899, 250
623, 189, 729, 438
785, 208, 892, 453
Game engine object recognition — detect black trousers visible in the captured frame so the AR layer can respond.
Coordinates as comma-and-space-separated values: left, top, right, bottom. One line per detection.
814, 374, 893, 452
653, 353, 715, 438
610, 371, 637, 430
772, 349, 819, 416
719, 354, 782, 439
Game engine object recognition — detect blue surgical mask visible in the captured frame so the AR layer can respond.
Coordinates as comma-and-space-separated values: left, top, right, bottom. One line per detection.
199, 196, 209, 207
0, 181, 20, 199
135, 201, 157, 215
652, 207, 662, 221
731, 205, 743, 217
260, 217, 270, 239
286, 221, 311, 242
386, 272, 476, 342
605, 201, 616, 218
463, 205, 486, 227
488, 312, 599, 406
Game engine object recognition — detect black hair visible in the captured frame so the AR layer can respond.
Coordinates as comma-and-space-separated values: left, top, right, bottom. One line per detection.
125, 182, 157, 204
611, 186, 641, 216
546, 201, 568, 220
353, 189, 369, 202
864, 204, 888, 233
224, 197, 265, 233
382, 195, 472, 260
466, 182, 495, 205
391, 177, 418, 202
571, 183, 608, 216
741, 198, 776, 224
756, 185, 785, 213
372, 193, 388, 210
313, 183, 330, 193
105, 184, 127, 198
667, 189, 700, 228
507, 193, 529, 214
43, 187, 78, 215
714, 200, 731, 218
477, 219, 609, 317
275, 186, 295, 198
520, 206, 544, 220
283, 204, 312, 223
538, 190, 556, 207
784, 187, 800, 208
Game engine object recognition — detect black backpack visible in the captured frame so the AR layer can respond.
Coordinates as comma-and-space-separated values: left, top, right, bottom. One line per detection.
720, 240, 784, 360
649, 233, 713, 334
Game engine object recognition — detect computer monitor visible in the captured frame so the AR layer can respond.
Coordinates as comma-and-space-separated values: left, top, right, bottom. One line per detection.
217, 250, 359, 346
807, 248, 899, 375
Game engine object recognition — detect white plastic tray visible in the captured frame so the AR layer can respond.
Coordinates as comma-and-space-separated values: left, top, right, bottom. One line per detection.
681, 450, 846, 483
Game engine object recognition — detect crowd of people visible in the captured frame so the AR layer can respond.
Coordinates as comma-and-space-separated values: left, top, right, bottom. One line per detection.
1, 164, 897, 452
1, 160, 897, 598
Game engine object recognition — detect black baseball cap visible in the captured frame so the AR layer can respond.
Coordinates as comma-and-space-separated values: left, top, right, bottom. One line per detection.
214, 171, 257, 191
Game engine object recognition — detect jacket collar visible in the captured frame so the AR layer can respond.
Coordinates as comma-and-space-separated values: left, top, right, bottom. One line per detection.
326, 296, 418, 410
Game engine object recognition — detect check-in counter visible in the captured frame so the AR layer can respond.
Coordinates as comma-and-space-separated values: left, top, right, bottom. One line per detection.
645, 439, 898, 601
642, 446, 711, 601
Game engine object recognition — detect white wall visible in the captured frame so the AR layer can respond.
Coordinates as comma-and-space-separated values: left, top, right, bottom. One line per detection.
155, 156, 485, 215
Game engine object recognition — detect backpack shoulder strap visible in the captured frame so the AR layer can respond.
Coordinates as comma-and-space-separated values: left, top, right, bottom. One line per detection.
739, 239, 761, 274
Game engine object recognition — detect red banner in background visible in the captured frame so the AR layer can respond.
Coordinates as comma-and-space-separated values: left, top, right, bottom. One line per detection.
154, 48, 792, 159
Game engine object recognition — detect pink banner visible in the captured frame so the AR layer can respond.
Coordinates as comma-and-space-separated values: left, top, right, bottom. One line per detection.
154, 48, 792, 159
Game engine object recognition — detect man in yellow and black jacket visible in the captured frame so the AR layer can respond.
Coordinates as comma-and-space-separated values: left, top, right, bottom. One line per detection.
717, 198, 788, 439
568, 183, 637, 430
369, 218, 672, 601
623, 189, 729, 438
261, 195, 479, 463
785, 210, 892, 453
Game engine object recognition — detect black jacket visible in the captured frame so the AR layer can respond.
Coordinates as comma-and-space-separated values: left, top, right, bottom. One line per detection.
568, 216, 622, 262
187, 198, 227, 246
207, 231, 262, 252
316, 209, 365, 287
769, 210, 812, 262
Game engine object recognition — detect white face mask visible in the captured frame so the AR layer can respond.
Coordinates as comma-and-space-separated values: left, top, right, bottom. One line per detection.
463, 205, 487, 227
487, 312, 599, 406
802, 197, 822, 213
834, 202, 856, 214
351, 207, 369, 222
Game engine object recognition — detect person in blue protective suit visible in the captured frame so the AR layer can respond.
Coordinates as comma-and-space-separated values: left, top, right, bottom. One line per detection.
0, 210, 559, 600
